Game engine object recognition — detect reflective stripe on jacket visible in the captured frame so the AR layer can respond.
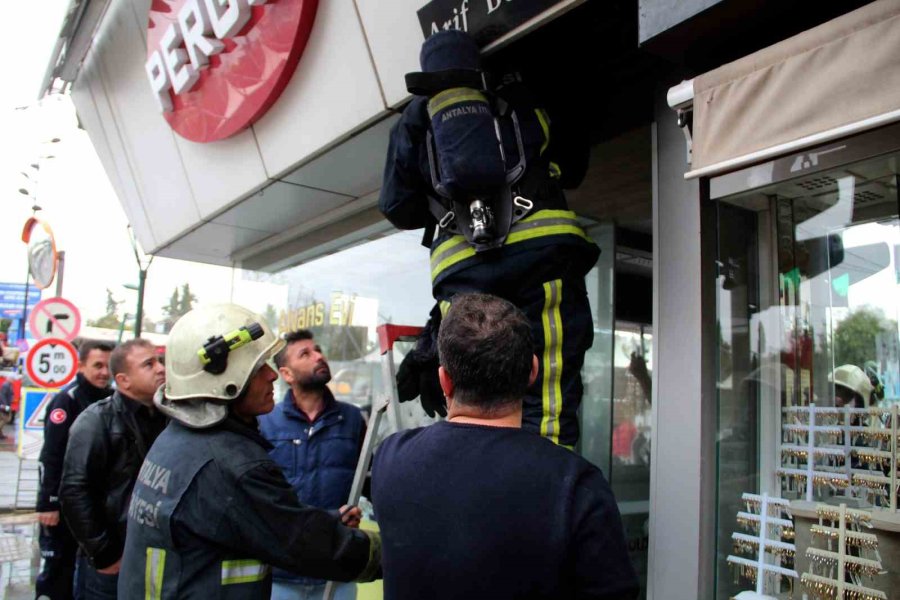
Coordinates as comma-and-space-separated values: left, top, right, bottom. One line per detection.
430, 209, 597, 288
118, 416, 378, 599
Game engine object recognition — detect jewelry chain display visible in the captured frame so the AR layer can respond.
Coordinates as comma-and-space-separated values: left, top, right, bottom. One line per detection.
778, 404, 899, 509
727, 493, 798, 599
799, 504, 887, 600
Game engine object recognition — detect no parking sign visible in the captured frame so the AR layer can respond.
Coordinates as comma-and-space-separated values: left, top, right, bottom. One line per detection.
26, 338, 77, 389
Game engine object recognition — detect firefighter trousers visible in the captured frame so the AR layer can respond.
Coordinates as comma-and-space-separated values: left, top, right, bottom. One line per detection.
439, 274, 593, 447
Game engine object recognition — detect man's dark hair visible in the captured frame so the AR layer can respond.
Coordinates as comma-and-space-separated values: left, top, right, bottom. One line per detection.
437, 293, 533, 411
78, 339, 115, 363
273, 329, 314, 368
109, 339, 154, 377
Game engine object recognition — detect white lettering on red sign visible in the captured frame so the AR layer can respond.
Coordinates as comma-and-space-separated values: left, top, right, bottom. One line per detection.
146, 0, 269, 113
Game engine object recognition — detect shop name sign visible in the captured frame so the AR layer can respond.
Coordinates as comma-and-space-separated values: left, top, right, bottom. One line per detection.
145, 0, 319, 143
418, 0, 566, 46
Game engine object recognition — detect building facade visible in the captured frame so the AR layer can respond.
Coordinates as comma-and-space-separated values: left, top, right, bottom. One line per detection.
43, 0, 900, 597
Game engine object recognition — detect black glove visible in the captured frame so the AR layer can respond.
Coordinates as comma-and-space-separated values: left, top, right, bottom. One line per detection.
396, 308, 446, 418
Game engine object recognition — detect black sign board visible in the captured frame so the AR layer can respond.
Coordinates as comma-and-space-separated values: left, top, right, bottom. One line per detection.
417, 0, 566, 47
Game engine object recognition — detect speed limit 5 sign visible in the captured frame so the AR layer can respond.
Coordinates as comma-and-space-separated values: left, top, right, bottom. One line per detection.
26, 338, 78, 388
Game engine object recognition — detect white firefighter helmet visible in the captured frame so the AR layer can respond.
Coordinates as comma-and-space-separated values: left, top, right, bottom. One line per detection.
830, 364, 873, 402
155, 303, 285, 428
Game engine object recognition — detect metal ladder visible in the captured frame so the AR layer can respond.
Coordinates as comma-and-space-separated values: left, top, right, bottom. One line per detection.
323, 324, 422, 600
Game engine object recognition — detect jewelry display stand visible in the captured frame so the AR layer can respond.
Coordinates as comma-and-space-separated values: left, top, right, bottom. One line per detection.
779, 404, 898, 510
727, 493, 798, 599
800, 503, 886, 600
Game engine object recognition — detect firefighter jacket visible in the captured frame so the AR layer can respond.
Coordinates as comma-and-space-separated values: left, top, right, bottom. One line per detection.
37, 373, 111, 512
258, 388, 366, 586
379, 83, 599, 299
118, 415, 380, 599
59, 391, 165, 568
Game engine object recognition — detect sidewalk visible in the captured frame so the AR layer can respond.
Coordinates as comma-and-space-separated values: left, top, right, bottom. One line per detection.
0, 424, 40, 600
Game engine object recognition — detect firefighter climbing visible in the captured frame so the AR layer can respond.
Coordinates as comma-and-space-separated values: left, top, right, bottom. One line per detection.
379, 29, 599, 447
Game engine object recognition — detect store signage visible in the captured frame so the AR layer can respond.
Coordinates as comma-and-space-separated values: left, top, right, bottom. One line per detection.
417, 0, 567, 46
278, 293, 361, 332
145, 0, 319, 143
0, 283, 41, 320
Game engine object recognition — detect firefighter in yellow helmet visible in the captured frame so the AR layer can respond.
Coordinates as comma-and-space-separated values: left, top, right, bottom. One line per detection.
118, 304, 380, 598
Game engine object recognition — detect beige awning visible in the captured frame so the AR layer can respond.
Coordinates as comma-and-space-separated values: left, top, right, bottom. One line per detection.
686, 0, 900, 179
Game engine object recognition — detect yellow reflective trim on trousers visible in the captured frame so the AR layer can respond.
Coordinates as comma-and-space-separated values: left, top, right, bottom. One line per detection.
427, 88, 489, 118
535, 109, 550, 155
549, 161, 561, 179
221, 559, 270, 585
145, 547, 166, 600
540, 280, 563, 444
430, 211, 591, 282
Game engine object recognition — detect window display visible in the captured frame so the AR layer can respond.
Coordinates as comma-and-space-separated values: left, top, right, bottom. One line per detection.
713, 143, 900, 599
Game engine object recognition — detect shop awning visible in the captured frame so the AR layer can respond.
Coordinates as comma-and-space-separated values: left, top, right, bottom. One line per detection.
674, 0, 900, 179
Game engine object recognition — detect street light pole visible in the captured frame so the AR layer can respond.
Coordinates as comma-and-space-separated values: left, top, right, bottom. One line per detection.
135, 268, 147, 338
128, 226, 153, 339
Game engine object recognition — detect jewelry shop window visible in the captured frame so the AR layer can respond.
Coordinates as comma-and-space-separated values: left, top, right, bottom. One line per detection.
711, 135, 900, 599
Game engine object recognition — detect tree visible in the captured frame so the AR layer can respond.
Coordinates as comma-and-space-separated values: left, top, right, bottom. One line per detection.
178, 283, 197, 316
263, 304, 278, 331
105, 288, 123, 318
160, 284, 199, 333
833, 307, 896, 368
87, 289, 124, 330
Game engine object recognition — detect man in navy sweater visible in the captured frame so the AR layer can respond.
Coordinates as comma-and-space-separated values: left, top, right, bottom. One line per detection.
259, 330, 366, 600
372, 293, 638, 600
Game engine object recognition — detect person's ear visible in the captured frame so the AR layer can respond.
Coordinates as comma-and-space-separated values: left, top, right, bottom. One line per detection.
528, 355, 539, 386
278, 366, 294, 385
438, 366, 454, 400
114, 372, 128, 391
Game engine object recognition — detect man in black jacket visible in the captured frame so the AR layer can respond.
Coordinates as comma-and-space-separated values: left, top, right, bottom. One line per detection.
35, 339, 112, 600
60, 338, 166, 599
118, 304, 381, 599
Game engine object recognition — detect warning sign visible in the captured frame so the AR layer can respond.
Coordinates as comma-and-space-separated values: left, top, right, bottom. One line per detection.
26, 338, 77, 389
22, 387, 56, 431
29, 297, 81, 341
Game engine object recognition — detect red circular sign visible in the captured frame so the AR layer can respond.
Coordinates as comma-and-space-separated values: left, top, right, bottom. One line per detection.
146, 0, 319, 143
26, 338, 78, 389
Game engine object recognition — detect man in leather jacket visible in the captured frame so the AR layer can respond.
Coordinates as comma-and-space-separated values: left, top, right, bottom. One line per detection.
36, 339, 113, 600
117, 304, 381, 599
60, 339, 166, 599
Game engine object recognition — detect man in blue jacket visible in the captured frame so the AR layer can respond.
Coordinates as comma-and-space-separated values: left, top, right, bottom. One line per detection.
259, 330, 366, 600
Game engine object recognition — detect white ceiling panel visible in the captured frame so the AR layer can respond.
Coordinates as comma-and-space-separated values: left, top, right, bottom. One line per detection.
252, 0, 387, 178
356, 0, 424, 108
279, 115, 398, 197
211, 181, 354, 233
160, 222, 274, 264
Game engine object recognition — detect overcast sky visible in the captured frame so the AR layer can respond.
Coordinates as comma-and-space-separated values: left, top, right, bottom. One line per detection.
0, 3, 284, 326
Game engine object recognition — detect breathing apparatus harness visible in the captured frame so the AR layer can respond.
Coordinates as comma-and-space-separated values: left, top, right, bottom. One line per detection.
405, 68, 536, 252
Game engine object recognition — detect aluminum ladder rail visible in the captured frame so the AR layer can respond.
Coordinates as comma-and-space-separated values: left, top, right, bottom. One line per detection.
323, 324, 422, 600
